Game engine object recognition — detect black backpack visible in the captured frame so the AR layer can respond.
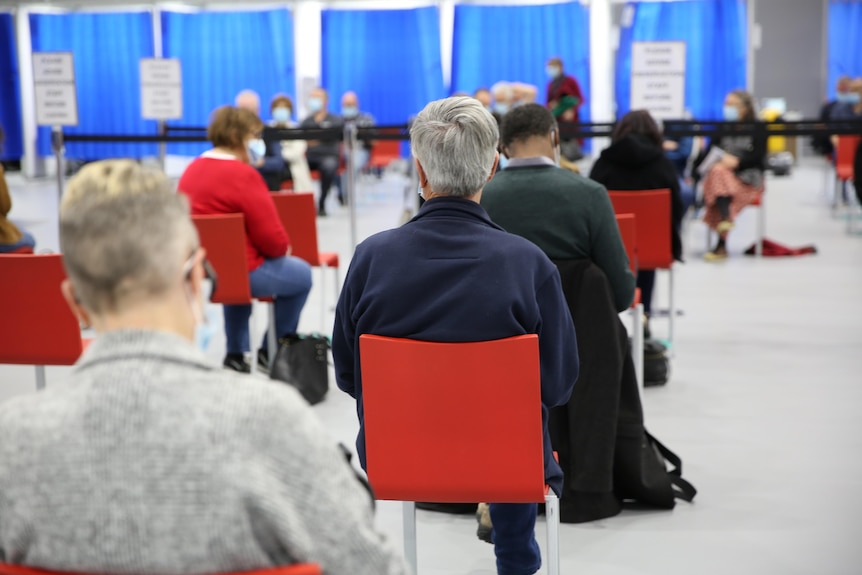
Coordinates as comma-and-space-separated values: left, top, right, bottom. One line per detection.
614, 426, 697, 508
644, 339, 670, 387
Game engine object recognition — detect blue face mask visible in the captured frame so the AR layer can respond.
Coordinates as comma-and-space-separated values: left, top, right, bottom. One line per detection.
272, 107, 291, 124
846, 92, 862, 105
342, 105, 358, 118
722, 105, 740, 121
247, 138, 266, 163
493, 102, 510, 115
308, 97, 323, 113
546, 65, 561, 79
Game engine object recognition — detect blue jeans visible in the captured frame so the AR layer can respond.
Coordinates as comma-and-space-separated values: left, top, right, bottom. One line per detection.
0, 230, 35, 253
489, 503, 541, 575
223, 256, 312, 354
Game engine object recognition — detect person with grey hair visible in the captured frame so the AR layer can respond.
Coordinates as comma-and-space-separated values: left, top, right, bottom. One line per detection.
332, 97, 579, 575
0, 160, 410, 575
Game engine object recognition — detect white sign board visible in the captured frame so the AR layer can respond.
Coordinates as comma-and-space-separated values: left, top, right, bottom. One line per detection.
630, 42, 686, 120
140, 58, 183, 120
33, 52, 78, 126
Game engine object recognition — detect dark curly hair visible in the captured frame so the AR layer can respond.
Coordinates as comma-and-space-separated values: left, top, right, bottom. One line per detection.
611, 110, 663, 147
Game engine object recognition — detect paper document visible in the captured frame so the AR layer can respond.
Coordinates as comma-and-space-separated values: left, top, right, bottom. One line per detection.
697, 147, 726, 177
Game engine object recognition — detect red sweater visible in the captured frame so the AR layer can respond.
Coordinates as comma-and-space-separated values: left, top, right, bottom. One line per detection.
178, 155, 290, 271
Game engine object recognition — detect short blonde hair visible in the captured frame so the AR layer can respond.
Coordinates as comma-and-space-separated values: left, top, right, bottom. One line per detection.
60, 160, 197, 314
207, 106, 263, 150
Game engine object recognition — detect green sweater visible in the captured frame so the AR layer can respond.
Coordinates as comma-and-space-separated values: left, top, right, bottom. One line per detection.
482, 164, 635, 312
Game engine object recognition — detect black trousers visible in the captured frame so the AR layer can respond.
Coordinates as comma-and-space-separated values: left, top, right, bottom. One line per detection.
306, 148, 340, 211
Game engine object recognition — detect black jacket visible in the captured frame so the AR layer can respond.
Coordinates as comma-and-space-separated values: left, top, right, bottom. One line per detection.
692, 124, 768, 180
589, 134, 684, 262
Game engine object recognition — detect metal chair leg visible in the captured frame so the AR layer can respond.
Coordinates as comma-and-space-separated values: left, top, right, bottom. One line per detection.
545, 492, 560, 575
403, 501, 418, 574
35, 365, 46, 391
267, 302, 278, 368
756, 196, 765, 258
320, 263, 328, 333
668, 267, 675, 346
632, 302, 645, 394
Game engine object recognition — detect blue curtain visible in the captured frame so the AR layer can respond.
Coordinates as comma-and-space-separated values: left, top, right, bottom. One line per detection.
321, 7, 445, 126
616, 0, 747, 121
30, 12, 156, 159
0, 14, 23, 161
827, 0, 862, 100
451, 2, 591, 122
162, 9, 295, 156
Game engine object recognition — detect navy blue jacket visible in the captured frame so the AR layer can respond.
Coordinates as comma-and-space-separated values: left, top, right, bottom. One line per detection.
332, 197, 579, 495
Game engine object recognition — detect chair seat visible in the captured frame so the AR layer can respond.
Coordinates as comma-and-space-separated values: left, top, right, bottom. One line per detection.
837, 166, 854, 181
319, 251, 339, 267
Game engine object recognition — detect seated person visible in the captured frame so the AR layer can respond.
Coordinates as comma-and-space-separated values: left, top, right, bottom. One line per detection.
693, 90, 766, 261
663, 130, 696, 213
483, 103, 635, 313
178, 106, 312, 373
340, 90, 375, 186
236, 89, 289, 191
473, 86, 492, 111
0, 159, 409, 574
0, 128, 35, 253
269, 93, 314, 192
301, 87, 344, 215
589, 110, 684, 322
333, 97, 579, 575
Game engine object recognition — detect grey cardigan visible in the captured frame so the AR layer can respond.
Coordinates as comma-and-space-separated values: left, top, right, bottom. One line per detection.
0, 329, 408, 575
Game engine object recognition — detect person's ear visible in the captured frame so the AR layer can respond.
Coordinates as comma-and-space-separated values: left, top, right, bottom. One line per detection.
552, 128, 560, 149
415, 158, 429, 189
187, 248, 206, 300
487, 151, 500, 182
501, 146, 510, 159
61, 279, 92, 330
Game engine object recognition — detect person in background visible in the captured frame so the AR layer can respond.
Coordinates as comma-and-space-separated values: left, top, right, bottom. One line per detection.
829, 77, 862, 122
333, 97, 578, 575
546, 57, 583, 122
662, 112, 697, 214
483, 104, 635, 313
474, 87, 492, 111
812, 76, 851, 157
491, 81, 538, 116
235, 90, 289, 191
269, 93, 314, 193
301, 87, 344, 216
0, 159, 409, 575
589, 110, 684, 327
178, 106, 312, 373
694, 90, 766, 262
0, 127, 35, 254
340, 91, 375, 190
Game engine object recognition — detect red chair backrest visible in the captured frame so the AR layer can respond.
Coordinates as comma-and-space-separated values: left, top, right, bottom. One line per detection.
191, 214, 252, 305
370, 137, 401, 165
0, 254, 83, 365
0, 565, 322, 575
270, 192, 322, 266
607, 189, 672, 269
359, 334, 545, 503
615, 213, 638, 274
836, 135, 860, 180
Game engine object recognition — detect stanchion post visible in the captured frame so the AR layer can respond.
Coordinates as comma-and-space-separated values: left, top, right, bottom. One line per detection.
51, 126, 64, 202
344, 122, 359, 251
158, 120, 167, 172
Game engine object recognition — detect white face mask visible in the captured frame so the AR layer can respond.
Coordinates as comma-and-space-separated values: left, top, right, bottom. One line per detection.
183, 254, 217, 351
247, 138, 266, 163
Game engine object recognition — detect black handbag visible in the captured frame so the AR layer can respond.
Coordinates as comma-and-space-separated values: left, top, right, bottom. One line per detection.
644, 339, 670, 387
270, 333, 330, 405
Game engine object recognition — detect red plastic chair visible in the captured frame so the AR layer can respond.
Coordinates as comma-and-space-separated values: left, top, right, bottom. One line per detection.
607, 189, 677, 344
367, 134, 402, 171
0, 565, 321, 575
835, 136, 861, 233
359, 334, 560, 575
615, 214, 645, 392
271, 192, 340, 330
0, 254, 86, 390
191, 214, 278, 361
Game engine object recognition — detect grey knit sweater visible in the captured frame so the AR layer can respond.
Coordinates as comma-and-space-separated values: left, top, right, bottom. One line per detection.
0, 330, 408, 575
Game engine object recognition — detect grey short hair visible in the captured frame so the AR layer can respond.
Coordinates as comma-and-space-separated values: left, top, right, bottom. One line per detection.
60, 160, 198, 314
410, 96, 499, 198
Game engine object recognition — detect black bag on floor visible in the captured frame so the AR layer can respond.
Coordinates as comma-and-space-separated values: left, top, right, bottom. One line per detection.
270, 333, 330, 405
614, 427, 697, 508
644, 339, 670, 387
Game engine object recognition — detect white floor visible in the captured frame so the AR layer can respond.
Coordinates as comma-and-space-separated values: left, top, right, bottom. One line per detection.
3, 158, 862, 574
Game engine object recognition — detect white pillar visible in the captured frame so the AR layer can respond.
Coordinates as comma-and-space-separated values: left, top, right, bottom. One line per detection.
747, 0, 758, 94
293, 0, 323, 118
438, 0, 455, 92
16, 6, 43, 178
589, 0, 614, 156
